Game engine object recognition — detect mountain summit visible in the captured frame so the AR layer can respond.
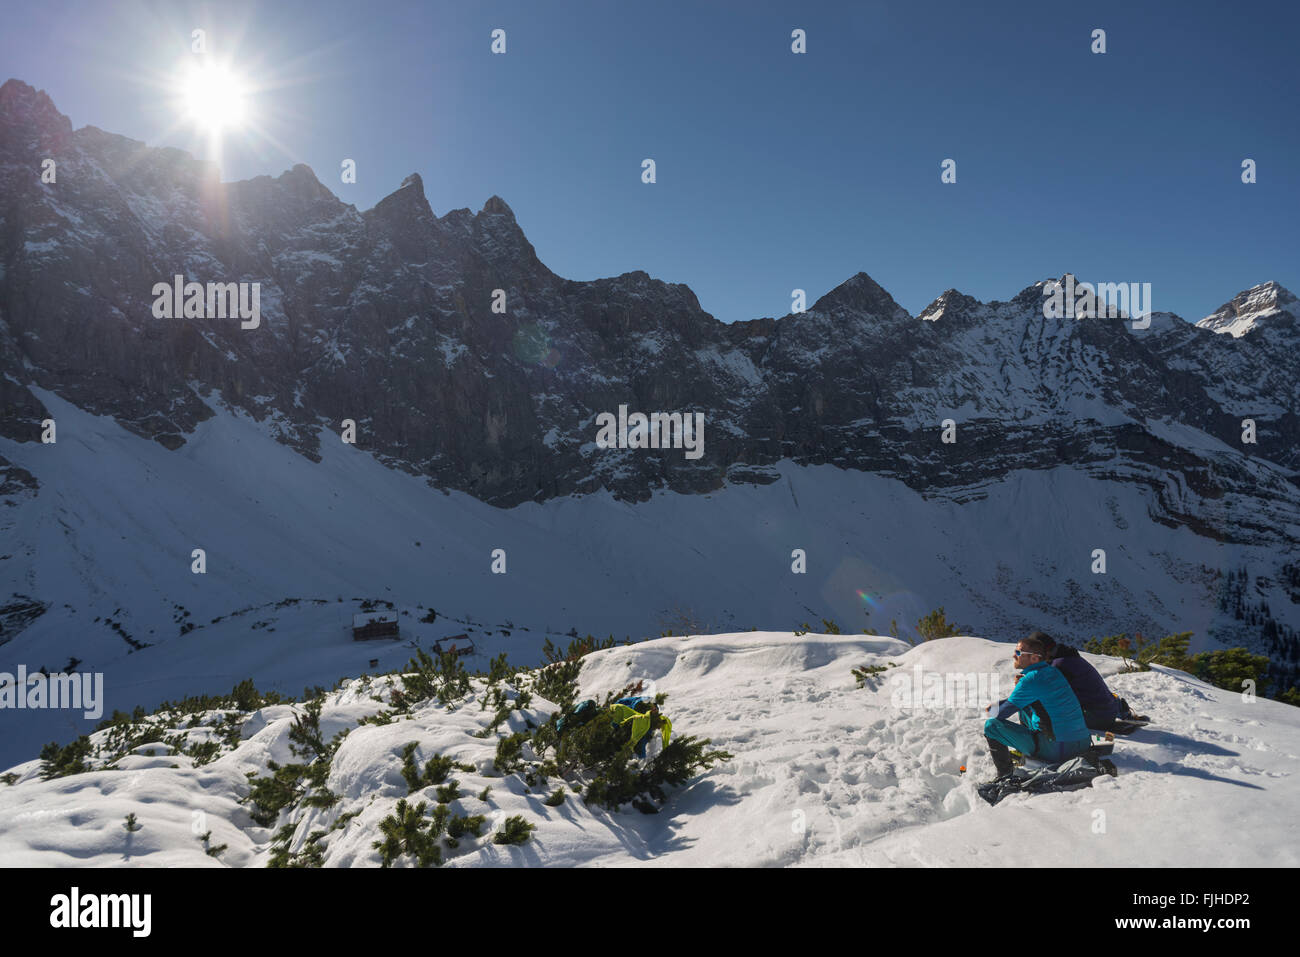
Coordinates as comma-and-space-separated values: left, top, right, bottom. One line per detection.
1196, 281, 1299, 338
811, 271, 910, 319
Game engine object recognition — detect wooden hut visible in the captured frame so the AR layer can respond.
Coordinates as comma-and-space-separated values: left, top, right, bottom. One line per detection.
352, 611, 399, 641
433, 634, 475, 657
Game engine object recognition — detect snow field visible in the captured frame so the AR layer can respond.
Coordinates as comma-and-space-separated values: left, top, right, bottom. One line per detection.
2, 634, 1296, 867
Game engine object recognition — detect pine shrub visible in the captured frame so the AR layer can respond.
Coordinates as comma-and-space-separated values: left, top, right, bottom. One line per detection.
446, 813, 486, 841
435, 780, 460, 804
915, 607, 967, 642
39, 736, 93, 779
493, 731, 530, 775
851, 663, 892, 688
493, 815, 535, 845
372, 799, 443, 867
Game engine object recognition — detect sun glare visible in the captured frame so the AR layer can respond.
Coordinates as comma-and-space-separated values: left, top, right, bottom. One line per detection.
181, 62, 247, 132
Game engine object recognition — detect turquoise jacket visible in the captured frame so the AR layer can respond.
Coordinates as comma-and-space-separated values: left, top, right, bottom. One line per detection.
991, 661, 1090, 744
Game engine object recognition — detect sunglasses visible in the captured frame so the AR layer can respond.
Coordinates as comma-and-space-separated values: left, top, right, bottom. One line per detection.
1013, 650, 1038, 658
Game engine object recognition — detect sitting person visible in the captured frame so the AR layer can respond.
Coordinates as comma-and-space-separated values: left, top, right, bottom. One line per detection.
1035, 631, 1121, 731
984, 634, 1093, 780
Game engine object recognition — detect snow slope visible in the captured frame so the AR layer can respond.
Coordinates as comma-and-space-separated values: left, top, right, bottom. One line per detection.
1, 634, 1295, 867
3, 386, 1296, 769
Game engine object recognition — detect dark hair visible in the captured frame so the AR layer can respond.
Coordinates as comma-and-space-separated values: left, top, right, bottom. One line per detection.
1020, 632, 1052, 657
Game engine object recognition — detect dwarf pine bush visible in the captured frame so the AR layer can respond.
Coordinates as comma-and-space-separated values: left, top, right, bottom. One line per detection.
493, 731, 529, 775
244, 704, 347, 826
435, 781, 460, 804
244, 762, 310, 827
392, 648, 472, 711
851, 663, 893, 688
915, 607, 968, 642
373, 799, 443, 867
493, 815, 535, 845
39, 736, 93, 779
534, 658, 582, 711
399, 742, 471, 792
446, 813, 486, 841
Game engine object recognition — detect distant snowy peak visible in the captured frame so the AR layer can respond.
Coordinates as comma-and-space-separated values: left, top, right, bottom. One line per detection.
1197, 281, 1298, 338
1009, 274, 1077, 309
917, 288, 984, 323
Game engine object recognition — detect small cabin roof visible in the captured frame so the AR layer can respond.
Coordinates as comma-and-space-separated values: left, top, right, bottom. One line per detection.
353, 612, 397, 628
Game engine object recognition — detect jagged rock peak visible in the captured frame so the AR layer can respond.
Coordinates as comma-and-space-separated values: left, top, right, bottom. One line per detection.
371, 172, 434, 222
811, 271, 910, 319
256, 162, 338, 205
479, 194, 515, 218
0, 78, 73, 138
1197, 281, 1298, 338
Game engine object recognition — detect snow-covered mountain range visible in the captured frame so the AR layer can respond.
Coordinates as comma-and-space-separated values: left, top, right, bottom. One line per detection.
1, 77, 1298, 769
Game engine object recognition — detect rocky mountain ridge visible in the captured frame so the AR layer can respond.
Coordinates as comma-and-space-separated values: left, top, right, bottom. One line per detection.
3, 78, 1297, 522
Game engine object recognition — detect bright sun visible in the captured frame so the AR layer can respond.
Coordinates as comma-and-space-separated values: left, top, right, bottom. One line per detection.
181, 62, 247, 131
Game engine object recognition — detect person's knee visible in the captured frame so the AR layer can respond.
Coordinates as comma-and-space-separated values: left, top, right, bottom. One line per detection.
983, 718, 1001, 737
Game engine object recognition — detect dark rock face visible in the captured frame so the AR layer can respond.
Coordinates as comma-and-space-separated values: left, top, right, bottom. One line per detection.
1, 78, 1298, 550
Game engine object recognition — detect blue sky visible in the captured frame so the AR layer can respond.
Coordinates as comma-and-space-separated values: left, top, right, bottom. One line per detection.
4, 0, 1297, 324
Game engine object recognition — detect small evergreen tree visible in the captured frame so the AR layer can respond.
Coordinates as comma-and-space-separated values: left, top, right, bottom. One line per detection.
1191, 647, 1271, 696
493, 815, 535, 845
915, 607, 967, 642
372, 799, 442, 867
851, 664, 891, 688
435, 780, 460, 804
39, 736, 93, 779
493, 732, 529, 775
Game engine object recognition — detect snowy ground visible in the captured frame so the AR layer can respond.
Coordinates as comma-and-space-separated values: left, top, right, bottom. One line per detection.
4, 386, 1296, 769
2, 634, 1296, 867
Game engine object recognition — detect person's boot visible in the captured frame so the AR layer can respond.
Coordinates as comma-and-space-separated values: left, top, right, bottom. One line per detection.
986, 739, 1016, 780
